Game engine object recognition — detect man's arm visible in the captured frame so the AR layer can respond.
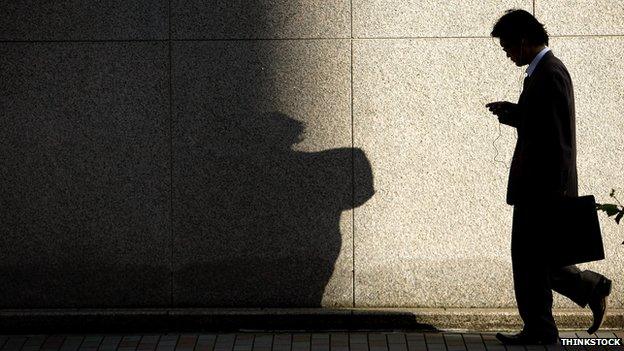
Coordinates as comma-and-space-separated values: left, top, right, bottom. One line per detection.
527, 71, 572, 153
525, 69, 574, 197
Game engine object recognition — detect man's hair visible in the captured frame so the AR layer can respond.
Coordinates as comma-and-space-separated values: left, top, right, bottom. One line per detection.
491, 9, 549, 46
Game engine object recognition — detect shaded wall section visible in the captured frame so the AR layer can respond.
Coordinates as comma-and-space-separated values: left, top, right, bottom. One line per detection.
0, 41, 171, 307
0, 0, 367, 308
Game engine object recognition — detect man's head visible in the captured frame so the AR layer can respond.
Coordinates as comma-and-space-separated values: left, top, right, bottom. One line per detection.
491, 9, 549, 66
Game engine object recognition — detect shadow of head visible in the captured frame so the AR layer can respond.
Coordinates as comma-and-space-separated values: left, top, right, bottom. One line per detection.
215, 111, 306, 154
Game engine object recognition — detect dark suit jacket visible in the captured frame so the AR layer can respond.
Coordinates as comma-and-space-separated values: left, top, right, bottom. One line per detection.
499, 51, 578, 206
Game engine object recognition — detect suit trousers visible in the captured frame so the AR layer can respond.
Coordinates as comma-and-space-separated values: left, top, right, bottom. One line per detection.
511, 202, 604, 338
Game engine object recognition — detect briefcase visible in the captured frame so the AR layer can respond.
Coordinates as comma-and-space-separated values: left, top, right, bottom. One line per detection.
545, 195, 605, 267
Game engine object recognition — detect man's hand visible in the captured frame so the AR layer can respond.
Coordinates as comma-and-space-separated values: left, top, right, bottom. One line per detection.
486, 101, 519, 127
486, 101, 515, 117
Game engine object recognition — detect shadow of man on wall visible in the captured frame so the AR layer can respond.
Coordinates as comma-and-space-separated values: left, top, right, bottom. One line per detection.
175, 111, 374, 307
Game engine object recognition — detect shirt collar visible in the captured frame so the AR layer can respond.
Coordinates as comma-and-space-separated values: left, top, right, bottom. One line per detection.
526, 47, 551, 77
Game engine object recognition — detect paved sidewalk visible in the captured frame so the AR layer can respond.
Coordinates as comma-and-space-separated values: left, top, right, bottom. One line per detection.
1, 331, 623, 351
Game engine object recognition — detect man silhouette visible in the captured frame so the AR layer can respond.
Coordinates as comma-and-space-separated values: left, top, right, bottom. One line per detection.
486, 9, 612, 345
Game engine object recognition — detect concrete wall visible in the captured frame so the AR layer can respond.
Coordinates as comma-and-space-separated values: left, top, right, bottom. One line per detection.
0, 1, 622, 310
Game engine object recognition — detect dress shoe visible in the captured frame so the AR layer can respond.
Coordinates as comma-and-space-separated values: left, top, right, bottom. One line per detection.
496, 331, 559, 345
587, 276, 612, 334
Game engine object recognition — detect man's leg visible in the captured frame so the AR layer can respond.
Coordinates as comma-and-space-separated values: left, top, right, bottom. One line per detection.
550, 264, 612, 334
550, 265, 604, 307
511, 204, 559, 339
